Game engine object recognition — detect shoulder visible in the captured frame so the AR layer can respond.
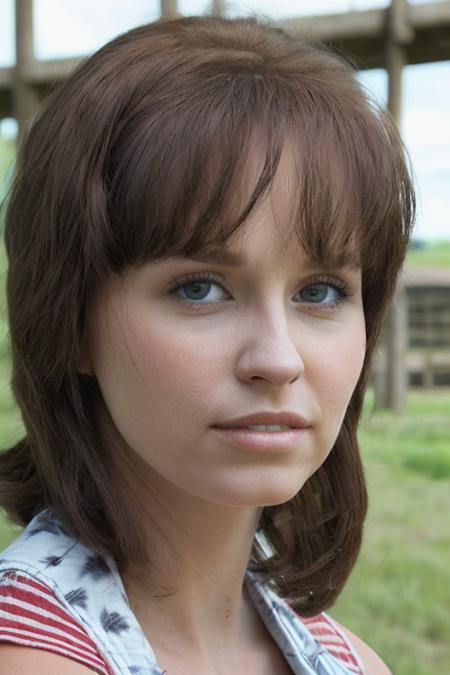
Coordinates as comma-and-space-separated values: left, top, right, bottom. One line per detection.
332, 619, 393, 675
0, 644, 96, 673
0, 570, 111, 674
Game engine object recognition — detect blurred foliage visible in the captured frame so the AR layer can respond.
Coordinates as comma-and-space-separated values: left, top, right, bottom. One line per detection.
408, 241, 450, 268
0, 134, 15, 207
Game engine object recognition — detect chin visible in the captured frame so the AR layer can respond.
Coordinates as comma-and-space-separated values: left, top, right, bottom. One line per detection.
207, 478, 305, 508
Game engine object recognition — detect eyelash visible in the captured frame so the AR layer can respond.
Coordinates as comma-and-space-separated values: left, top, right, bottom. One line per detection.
167, 272, 351, 311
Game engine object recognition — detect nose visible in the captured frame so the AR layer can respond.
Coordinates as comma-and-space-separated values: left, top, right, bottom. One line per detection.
235, 312, 304, 387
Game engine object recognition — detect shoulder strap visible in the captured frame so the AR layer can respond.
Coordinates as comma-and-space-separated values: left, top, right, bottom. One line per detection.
244, 569, 364, 675
301, 613, 364, 674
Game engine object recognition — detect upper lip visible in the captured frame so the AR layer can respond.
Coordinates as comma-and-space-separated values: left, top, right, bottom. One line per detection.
214, 411, 311, 429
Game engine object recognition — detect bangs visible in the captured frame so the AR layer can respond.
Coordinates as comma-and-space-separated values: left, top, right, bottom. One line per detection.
99, 46, 412, 281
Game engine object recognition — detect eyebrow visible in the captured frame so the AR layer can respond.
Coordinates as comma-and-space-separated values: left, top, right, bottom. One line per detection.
171, 250, 361, 271
176, 250, 245, 267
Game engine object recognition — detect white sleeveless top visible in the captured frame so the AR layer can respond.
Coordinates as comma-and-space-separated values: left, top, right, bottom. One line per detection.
0, 508, 364, 674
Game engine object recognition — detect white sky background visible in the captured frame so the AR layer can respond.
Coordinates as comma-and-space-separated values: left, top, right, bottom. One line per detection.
0, 0, 449, 239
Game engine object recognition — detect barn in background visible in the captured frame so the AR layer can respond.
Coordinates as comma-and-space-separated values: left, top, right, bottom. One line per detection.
404, 265, 450, 387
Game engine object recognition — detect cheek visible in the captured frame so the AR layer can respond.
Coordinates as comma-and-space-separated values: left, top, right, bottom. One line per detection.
308, 321, 366, 425
130, 320, 227, 398
91, 313, 224, 435
324, 335, 365, 390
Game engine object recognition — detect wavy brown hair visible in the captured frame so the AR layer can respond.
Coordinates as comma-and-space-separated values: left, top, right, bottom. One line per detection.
0, 15, 414, 616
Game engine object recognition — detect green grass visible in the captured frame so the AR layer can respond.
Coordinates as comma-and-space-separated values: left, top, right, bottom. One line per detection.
407, 241, 450, 268
0, 135, 15, 210
330, 389, 450, 675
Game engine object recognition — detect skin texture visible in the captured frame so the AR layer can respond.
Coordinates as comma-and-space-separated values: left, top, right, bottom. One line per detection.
0, 637, 393, 675
0, 645, 97, 673
77, 147, 370, 672
335, 624, 393, 675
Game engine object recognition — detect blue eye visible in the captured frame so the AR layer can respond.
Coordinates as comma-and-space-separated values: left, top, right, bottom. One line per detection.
181, 282, 212, 300
172, 278, 224, 303
168, 274, 348, 308
299, 283, 343, 305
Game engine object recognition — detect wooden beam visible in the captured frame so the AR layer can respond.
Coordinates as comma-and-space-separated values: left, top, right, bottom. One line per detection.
14, 0, 41, 138
0, 68, 15, 88
16, 0, 34, 67
160, 0, 178, 17
0, 91, 13, 118
280, 8, 385, 43
1, 0, 450, 117
413, 0, 450, 27
384, 283, 409, 412
278, 1, 450, 68
375, 0, 409, 412
386, 0, 409, 123
211, 0, 227, 16
25, 57, 83, 85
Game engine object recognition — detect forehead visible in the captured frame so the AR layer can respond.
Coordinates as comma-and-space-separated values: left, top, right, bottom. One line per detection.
103, 116, 364, 279
193, 139, 361, 269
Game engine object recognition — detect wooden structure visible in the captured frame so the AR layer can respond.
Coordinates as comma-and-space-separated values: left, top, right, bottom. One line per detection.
374, 265, 450, 393
2, 1, 450, 134
404, 266, 450, 387
1, 0, 450, 411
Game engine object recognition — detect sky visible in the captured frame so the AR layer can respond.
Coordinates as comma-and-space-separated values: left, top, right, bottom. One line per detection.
0, 0, 449, 240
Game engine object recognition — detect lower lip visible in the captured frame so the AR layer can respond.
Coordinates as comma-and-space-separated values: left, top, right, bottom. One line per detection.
212, 427, 308, 452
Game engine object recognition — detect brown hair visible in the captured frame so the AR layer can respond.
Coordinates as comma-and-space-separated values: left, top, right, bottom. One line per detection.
0, 15, 414, 616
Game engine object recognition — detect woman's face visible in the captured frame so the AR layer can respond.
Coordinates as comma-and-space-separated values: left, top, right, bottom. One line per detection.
82, 157, 366, 509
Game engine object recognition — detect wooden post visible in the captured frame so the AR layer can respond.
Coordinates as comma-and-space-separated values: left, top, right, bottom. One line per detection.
386, 0, 413, 121
14, 0, 41, 142
373, 336, 388, 410
385, 282, 409, 412
373, 0, 413, 412
211, 0, 227, 16
160, 0, 178, 18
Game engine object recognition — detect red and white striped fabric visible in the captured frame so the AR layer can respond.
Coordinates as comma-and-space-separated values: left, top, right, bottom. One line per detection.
0, 570, 113, 674
0, 570, 363, 674
301, 613, 364, 674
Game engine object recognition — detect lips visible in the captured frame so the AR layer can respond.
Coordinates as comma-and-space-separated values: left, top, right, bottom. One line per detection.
213, 411, 310, 430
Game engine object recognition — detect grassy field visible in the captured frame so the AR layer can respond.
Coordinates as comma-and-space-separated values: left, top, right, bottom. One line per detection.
0, 135, 15, 206
408, 242, 450, 268
331, 389, 450, 675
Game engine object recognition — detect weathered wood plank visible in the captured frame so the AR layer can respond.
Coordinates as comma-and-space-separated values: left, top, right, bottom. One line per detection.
1, 0, 449, 105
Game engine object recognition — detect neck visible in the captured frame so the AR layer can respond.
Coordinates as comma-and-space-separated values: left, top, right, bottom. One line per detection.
120, 468, 265, 659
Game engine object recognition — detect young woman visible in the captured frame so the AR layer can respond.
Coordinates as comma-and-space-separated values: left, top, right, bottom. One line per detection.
0, 14, 414, 675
